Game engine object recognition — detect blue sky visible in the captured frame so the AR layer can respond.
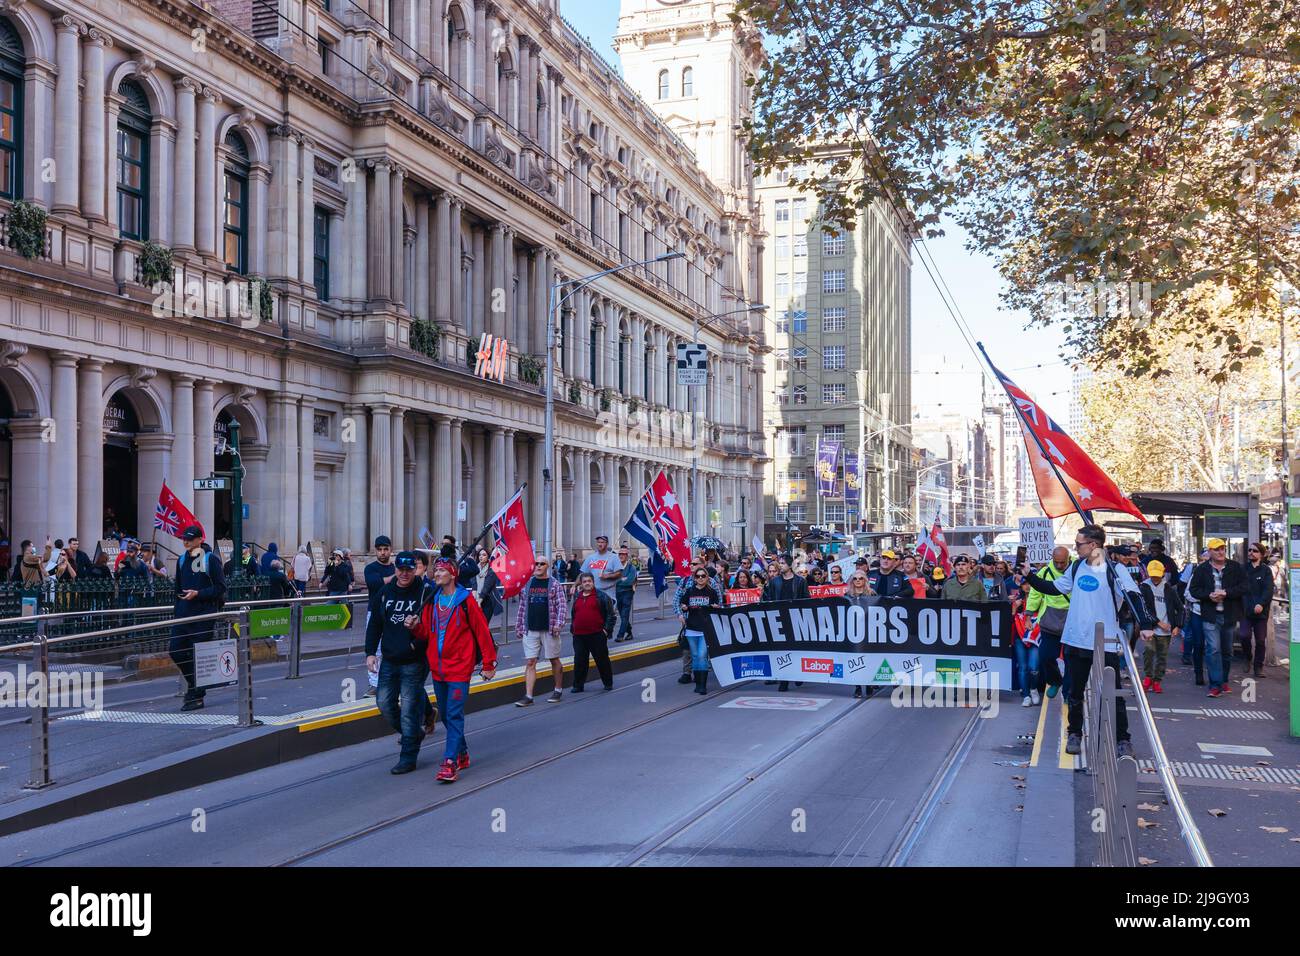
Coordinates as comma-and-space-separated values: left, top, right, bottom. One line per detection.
561, 1, 1072, 423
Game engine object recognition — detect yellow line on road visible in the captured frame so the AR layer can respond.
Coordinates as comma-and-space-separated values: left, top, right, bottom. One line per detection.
1029, 691, 1050, 767
1057, 694, 1075, 770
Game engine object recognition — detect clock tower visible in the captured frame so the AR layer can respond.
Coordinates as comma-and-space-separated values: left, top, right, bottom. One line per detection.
613, 0, 766, 311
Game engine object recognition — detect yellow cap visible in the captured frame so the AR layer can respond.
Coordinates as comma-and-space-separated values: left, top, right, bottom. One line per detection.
1206, 538, 1227, 550
880, 549, 898, 560
1147, 560, 1165, 577
931, 567, 946, 580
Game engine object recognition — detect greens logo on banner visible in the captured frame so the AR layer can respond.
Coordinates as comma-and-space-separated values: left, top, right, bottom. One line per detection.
702, 596, 1013, 689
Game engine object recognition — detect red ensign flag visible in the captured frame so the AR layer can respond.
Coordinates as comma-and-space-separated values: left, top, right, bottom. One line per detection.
488, 487, 535, 598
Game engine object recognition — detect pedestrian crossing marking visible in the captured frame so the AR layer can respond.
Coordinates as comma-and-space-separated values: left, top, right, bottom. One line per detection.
1138, 760, 1300, 786
1197, 742, 1274, 758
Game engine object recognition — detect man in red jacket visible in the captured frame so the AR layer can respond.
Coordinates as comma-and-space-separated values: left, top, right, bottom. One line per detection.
406, 559, 498, 782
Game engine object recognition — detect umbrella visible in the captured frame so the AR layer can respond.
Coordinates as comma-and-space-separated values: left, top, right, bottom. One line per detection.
691, 536, 726, 553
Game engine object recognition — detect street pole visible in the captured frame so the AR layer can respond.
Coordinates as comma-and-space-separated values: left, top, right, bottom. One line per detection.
542, 253, 686, 561
1280, 296, 1298, 737
881, 391, 892, 535
230, 418, 243, 569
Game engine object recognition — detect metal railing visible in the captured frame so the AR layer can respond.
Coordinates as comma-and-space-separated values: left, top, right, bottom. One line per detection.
1084, 622, 1214, 867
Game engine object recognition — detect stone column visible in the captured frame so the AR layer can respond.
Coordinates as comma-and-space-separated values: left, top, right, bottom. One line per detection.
488, 425, 506, 525
52, 16, 83, 215
487, 223, 506, 339
172, 78, 198, 254
390, 165, 405, 310
250, 165, 270, 276
193, 381, 215, 538
79, 28, 111, 223
433, 193, 452, 324
10, 420, 47, 552
345, 162, 368, 306
473, 0, 487, 101
449, 199, 465, 331
449, 417, 464, 537
431, 415, 452, 536
135, 434, 172, 543
390, 407, 406, 546
270, 127, 298, 280
298, 136, 316, 285
472, 428, 488, 531
195, 88, 220, 257
76, 359, 104, 547
577, 449, 591, 550
370, 161, 392, 303
369, 405, 392, 539
268, 393, 300, 548
171, 375, 196, 521
414, 196, 430, 321
414, 416, 432, 537
299, 399, 315, 546
48, 352, 78, 537
343, 403, 368, 549
502, 428, 516, 500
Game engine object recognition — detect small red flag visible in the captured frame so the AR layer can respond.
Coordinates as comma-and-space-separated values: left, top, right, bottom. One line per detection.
488, 487, 535, 599
154, 481, 202, 539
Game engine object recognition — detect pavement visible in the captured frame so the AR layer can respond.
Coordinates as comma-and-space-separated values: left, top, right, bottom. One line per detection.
0, 662, 1055, 867
1122, 614, 1298, 867
0, 586, 678, 805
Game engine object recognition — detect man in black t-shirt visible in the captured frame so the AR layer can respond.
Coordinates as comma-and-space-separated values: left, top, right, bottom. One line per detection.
514, 556, 567, 705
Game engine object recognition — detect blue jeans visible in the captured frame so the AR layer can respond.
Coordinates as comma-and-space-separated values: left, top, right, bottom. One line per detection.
616, 590, 634, 640
431, 680, 470, 762
1202, 617, 1232, 686
1037, 629, 1063, 693
684, 630, 708, 671
1183, 612, 1205, 677
377, 658, 431, 765
1014, 640, 1040, 698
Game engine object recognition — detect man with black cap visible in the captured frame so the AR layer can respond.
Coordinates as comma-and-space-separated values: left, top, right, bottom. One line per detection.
169, 524, 227, 711
1142, 538, 1179, 580
366, 550, 433, 773
363, 535, 396, 697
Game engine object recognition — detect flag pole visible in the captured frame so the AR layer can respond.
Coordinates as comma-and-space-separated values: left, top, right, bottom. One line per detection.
467, 481, 529, 558
975, 342, 1096, 524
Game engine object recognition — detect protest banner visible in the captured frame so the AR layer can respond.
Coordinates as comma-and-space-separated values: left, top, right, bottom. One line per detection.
703, 596, 1013, 689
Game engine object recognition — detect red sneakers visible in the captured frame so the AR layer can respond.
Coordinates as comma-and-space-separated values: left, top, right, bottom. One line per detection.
1142, 676, 1153, 691
1152, 681, 1163, 694
436, 758, 458, 783
1207, 686, 1222, 698
456, 751, 471, 771
1221, 683, 1233, 694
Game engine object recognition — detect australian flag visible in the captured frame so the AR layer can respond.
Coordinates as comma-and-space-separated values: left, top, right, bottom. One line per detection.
624, 498, 672, 597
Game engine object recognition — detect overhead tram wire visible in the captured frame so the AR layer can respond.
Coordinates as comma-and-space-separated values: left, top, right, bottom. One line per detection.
772, 0, 1003, 383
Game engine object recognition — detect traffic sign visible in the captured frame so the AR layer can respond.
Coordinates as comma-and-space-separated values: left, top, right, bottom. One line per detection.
676, 342, 707, 386
302, 603, 352, 632
194, 475, 230, 491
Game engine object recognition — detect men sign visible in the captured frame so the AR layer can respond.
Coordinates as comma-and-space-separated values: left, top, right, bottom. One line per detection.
702, 596, 1012, 689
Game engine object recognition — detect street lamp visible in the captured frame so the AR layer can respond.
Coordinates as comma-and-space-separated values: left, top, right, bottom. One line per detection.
689, 303, 767, 546
542, 252, 684, 559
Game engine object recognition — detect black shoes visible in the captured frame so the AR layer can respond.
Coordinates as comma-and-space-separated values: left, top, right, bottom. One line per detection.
390, 761, 416, 775
693, 670, 708, 695
678, 673, 693, 685
181, 696, 204, 712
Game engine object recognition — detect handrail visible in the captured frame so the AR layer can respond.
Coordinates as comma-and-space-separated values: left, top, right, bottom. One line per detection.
1120, 633, 1215, 867
0, 587, 364, 627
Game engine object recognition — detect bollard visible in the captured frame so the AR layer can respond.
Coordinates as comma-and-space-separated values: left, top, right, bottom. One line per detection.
288, 602, 303, 680
25, 620, 51, 790
236, 608, 259, 728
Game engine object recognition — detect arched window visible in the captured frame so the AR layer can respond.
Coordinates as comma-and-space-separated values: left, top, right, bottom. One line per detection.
657, 69, 669, 99
222, 130, 249, 274
681, 66, 693, 96
588, 316, 598, 384
116, 79, 151, 241
0, 19, 24, 201
446, 5, 466, 87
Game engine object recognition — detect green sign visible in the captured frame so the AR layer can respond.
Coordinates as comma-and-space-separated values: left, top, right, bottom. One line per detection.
1204, 509, 1249, 538
873, 660, 896, 683
249, 607, 292, 638
936, 658, 962, 686
302, 603, 352, 632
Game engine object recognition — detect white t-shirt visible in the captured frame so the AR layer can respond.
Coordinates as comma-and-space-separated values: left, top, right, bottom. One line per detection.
580, 551, 623, 595
1044, 557, 1142, 653
293, 552, 313, 582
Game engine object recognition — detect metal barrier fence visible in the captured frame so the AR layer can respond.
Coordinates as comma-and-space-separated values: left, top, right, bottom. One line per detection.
1084, 622, 1214, 867
3, 592, 371, 791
